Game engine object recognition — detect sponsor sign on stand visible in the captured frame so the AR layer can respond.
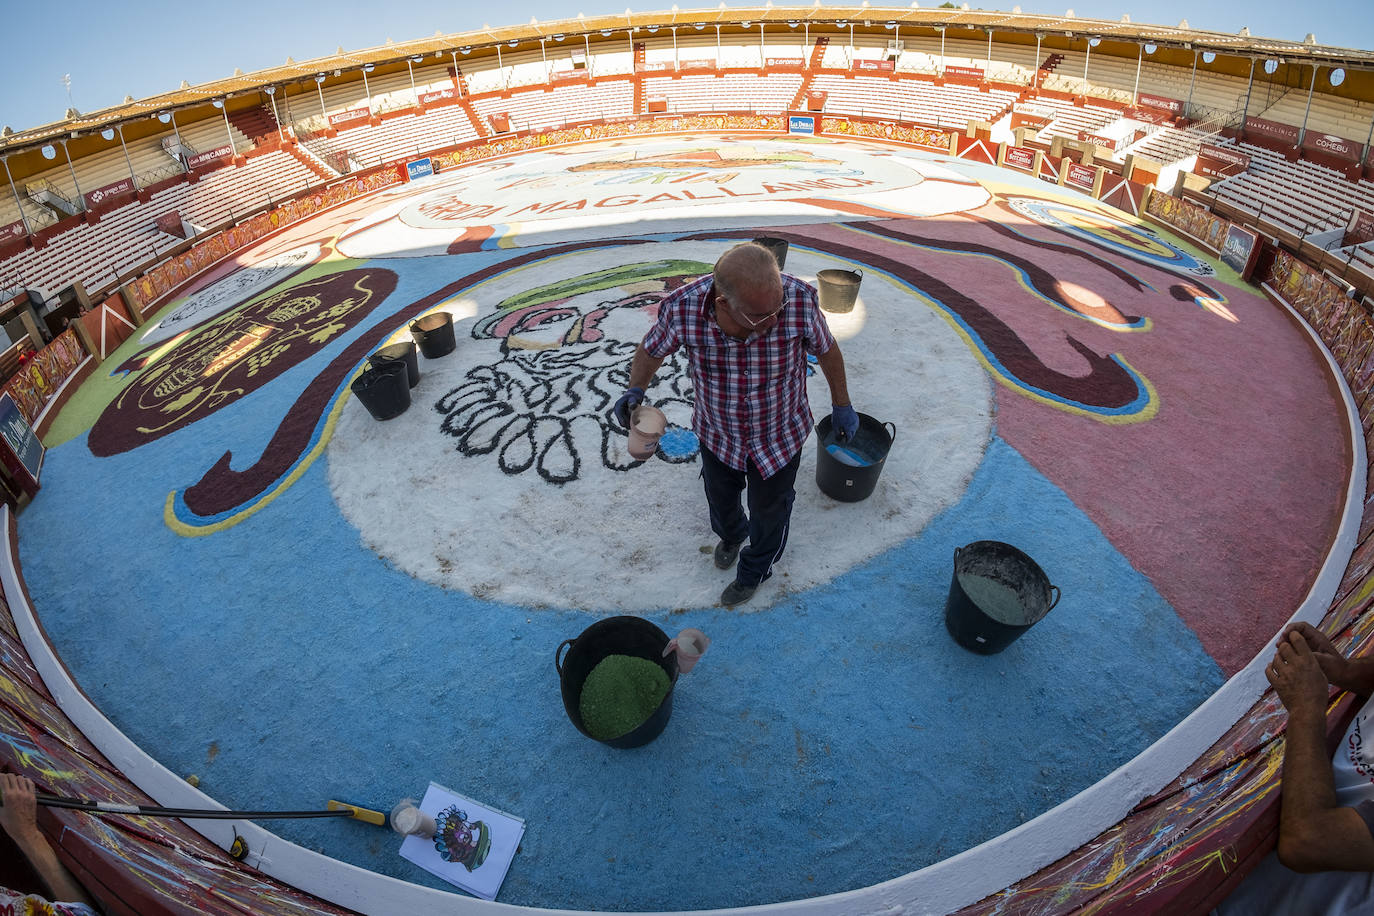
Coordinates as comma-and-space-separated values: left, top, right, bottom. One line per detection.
1348, 210, 1374, 247
853, 60, 895, 72
1195, 143, 1251, 179
766, 58, 805, 67
187, 146, 233, 169
1005, 146, 1036, 171
788, 115, 816, 135
1, 221, 27, 243
407, 158, 435, 181
1078, 131, 1118, 151
1244, 116, 1300, 145
84, 177, 135, 209
637, 62, 671, 72
1137, 93, 1183, 115
551, 70, 588, 82
328, 107, 371, 127
155, 212, 186, 239
944, 65, 985, 80
1303, 132, 1360, 161
1128, 106, 1172, 126
1220, 223, 1260, 276
1066, 162, 1097, 191
681, 59, 716, 70
420, 88, 458, 103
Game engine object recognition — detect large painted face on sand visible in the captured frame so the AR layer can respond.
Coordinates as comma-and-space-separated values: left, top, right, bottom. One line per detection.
326, 239, 994, 610
435, 258, 710, 484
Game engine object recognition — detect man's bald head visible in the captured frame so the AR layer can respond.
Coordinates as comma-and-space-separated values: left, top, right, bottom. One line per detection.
713, 243, 782, 305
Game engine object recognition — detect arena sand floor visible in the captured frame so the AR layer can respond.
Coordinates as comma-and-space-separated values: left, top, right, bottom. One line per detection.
15, 135, 1350, 910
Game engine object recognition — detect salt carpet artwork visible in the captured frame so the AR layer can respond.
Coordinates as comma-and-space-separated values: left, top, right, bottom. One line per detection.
18, 135, 1349, 909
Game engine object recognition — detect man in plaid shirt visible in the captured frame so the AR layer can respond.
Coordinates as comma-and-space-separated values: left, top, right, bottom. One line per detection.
615, 242, 858, 608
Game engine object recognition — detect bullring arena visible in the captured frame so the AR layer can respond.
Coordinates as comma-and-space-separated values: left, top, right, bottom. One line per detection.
2, 6, 1374, 915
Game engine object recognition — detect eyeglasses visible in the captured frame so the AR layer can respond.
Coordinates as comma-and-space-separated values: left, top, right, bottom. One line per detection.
719, 294, 785, 329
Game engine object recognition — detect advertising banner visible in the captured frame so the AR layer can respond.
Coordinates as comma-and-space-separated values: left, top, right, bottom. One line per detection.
187, 146, 233, 169
420, 88, 458, 103
1244, 116, 1300, 145
155, 211, 185, 239
1347, 210, 1374, 248
788, 115, 816, 135
1066, 162, 1098, 191
84, 177, 135, 209
1137, 93, 1183, 115
944, 65, 985, 80
765, 58, 804, 68
1220, 223, 1260, 276
1303, 132, 1361, 161
551, 70, 588, 82
1078, 131, 1118, 151
0, 221, 25, 243
1004, 146, 1036, 171
328, 107, 371, 127
853, 60, 895, 72
407, 158, 435, 181
1195, 143, 1251, 179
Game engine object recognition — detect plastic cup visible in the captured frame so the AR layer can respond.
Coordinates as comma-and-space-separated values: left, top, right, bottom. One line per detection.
628, 404, 668, 460
390, 799, 436, 838
666, 627, 710, 674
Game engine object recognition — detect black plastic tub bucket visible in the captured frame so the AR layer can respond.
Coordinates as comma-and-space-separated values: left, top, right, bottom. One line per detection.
815, 413, 895, 502
752, 236, 789, 269
410, 312, 456, 359
555, 616, 679, 749
368, 341, 420, 388
945, 541, 1060, 655
350, 360, 411, 421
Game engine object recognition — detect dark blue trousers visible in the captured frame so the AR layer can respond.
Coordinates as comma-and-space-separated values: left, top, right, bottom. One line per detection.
699, 445, 801, 588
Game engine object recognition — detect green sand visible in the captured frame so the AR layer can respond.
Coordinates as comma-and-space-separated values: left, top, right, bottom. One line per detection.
579, 654, 671, 740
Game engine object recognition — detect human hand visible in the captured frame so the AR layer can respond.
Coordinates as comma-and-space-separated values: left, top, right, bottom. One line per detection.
1266, 630, 1332, 717
832, 404, 858, 442
614, 387, 645, 429
1281, 621, 1349, 686
0, 773, 40, 842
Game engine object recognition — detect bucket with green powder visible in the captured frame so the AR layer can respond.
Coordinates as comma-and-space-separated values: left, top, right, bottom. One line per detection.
556, 616, 678, 748
944, 540, 1060, 655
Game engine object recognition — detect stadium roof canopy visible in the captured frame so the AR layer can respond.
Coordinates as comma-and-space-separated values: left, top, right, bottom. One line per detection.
3, 4, 1374, 155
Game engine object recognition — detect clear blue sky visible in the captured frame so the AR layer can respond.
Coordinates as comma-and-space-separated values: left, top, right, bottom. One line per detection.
1, 0, 1370, 135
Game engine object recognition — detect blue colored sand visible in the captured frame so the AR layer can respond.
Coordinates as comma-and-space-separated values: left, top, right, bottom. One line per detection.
20, 423, 1223, 910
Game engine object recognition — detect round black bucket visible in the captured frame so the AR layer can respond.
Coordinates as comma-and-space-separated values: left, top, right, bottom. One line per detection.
752, 236, 789, 269
350, 360, 411, 421
944, 541, 1060, 655
369, 341, 420, 388
814, 413, 895, 502
555, 616, 678, 749
410, 312, 456, 359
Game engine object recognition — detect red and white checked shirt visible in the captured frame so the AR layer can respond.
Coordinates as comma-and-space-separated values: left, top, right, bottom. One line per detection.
642, 272, 836, 477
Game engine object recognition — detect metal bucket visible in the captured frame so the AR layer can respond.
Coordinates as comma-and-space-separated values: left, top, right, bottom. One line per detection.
817, 269, 861, 314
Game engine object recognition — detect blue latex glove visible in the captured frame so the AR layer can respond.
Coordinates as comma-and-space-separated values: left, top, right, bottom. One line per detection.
832, 404, 859, 442
614, 386, 645, 428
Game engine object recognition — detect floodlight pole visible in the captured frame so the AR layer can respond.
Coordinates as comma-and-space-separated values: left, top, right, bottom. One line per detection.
1298, 64, 1317, 146
116, 124, 136, 187
1133, 44, 1143, 106
1185, 50, 1199, 117
60, 139, 84, 210
1, 156, 32, 236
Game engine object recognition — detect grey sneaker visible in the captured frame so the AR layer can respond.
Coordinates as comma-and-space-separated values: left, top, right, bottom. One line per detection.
720, 579, 758, 608
713, 540, 743, 570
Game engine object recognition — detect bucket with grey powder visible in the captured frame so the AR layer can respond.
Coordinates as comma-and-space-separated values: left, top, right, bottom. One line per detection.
944, 541, 1059, 655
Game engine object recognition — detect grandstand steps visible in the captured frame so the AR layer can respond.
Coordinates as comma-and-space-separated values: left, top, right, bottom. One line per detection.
809, 37, 829, 70
456, 97, 490, 138
228, 105, 281, 149
633, 43, 646, 114
1039, 53, 1064, 76
285, 143, 338, 182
